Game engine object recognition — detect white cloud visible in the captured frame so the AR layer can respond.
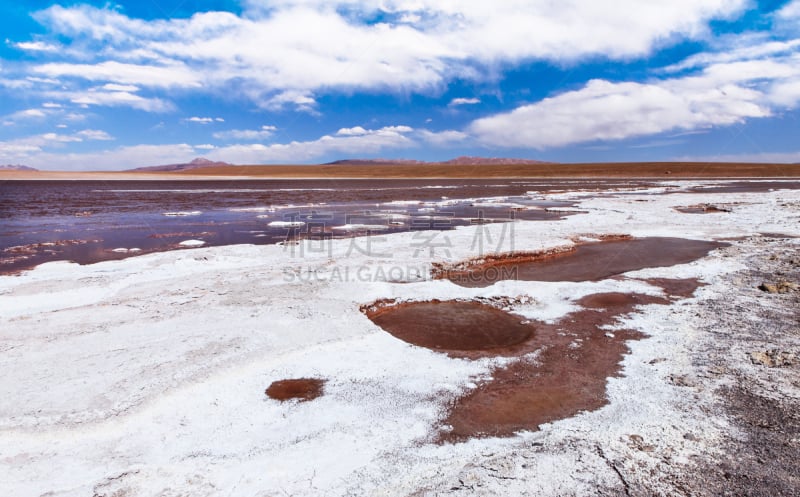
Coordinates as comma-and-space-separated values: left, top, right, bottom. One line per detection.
470, 76, 770, 148
263, 90, 318, 113
206, 125, 415, 163
2, 108, 54, 125
42, 102, 63, 108
664, 37, 800, 72
0, 143, 41, 155
469, 34, 800, 149
0, 133, 76, 157
61, 89, 173, 112
39, 132, 82, 143
213, 125, 277, 140
4, 143, 197, 171
777, 0, 800, 21
14, 0, 749, 110
186, 117, 216, 124
769, 79, 800, 107
11, 109, 48, 119
0, 129, 114, 164
63, 112, 87, 122
0, 78, 33, 89
336, 126, 368, 136
449, 97, 480, 106
2, 125, 417, 168
25, 76, 60, 85
33, 61, 202, 89
14, 41, 58, 52
100, 83, 140, 92
77, 129, 114, 141
418, 129, 468, 146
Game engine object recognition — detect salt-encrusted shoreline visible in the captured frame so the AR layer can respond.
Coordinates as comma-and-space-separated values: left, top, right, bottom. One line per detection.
0, 183, 798, 496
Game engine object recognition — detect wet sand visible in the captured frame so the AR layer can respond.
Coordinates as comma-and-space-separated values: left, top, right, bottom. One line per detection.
440, 237, 727, 287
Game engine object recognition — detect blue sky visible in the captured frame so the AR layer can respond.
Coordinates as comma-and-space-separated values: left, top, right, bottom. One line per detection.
1, 0, 799, 170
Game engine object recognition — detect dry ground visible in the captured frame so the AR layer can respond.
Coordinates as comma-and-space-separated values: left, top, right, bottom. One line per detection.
2, 161, 800, 180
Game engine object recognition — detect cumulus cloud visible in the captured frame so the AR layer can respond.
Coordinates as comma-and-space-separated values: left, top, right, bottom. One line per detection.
664, 37, 800, 73
449, 97, 480, 106
3, 108, 53, 126
213, 125, 276, 140
418, 129, 468, 146
263, 90, 318, 113
186, 117, 222, 124
0, 143, 41, 154
13, 41, 58, 52
9, 109, 48, 119
205, 125, 415, 163
2, 125, 418, 169
336, 126, 369, 136
9, 0, 749, 111
100, 83, 140, 92
470, 77, 769, 148
0, 129, 115, 162
777, 0, 800, 21
33, 61, 202, 89
470, 33, 800, 149
76, 129, 114, 141
2, 143, 197, 171
2, 129, 112, 148
61, 89, 174, 112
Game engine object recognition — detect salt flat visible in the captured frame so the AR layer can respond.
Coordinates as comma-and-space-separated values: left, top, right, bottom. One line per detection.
1, 181, 798, 496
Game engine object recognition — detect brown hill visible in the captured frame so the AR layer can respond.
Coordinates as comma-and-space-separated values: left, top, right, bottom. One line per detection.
324, 156, 550, 166
128, 157, 231, 172
442, 156, 552, 165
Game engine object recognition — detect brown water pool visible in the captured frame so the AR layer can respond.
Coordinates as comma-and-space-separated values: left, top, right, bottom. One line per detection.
441, 237, 727, 287
265, 378, 325, 402
364, 278, 702, 441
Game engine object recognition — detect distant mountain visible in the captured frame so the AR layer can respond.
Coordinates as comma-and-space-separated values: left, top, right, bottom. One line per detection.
324, 156, 553, 166
323, 158, 427, 165
128, 157, 232, 172
441, 156, 553, 165
0, 164, 37, 171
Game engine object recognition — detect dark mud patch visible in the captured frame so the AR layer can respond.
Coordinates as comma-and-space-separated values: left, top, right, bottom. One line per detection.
674, 203, 731, 214
265, 378, 325, 402
439, 237, 726, 288
644, 277, 706, 299
759, 232, 800, 239
364, 284, 700, 442
686, 180, 800, 194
